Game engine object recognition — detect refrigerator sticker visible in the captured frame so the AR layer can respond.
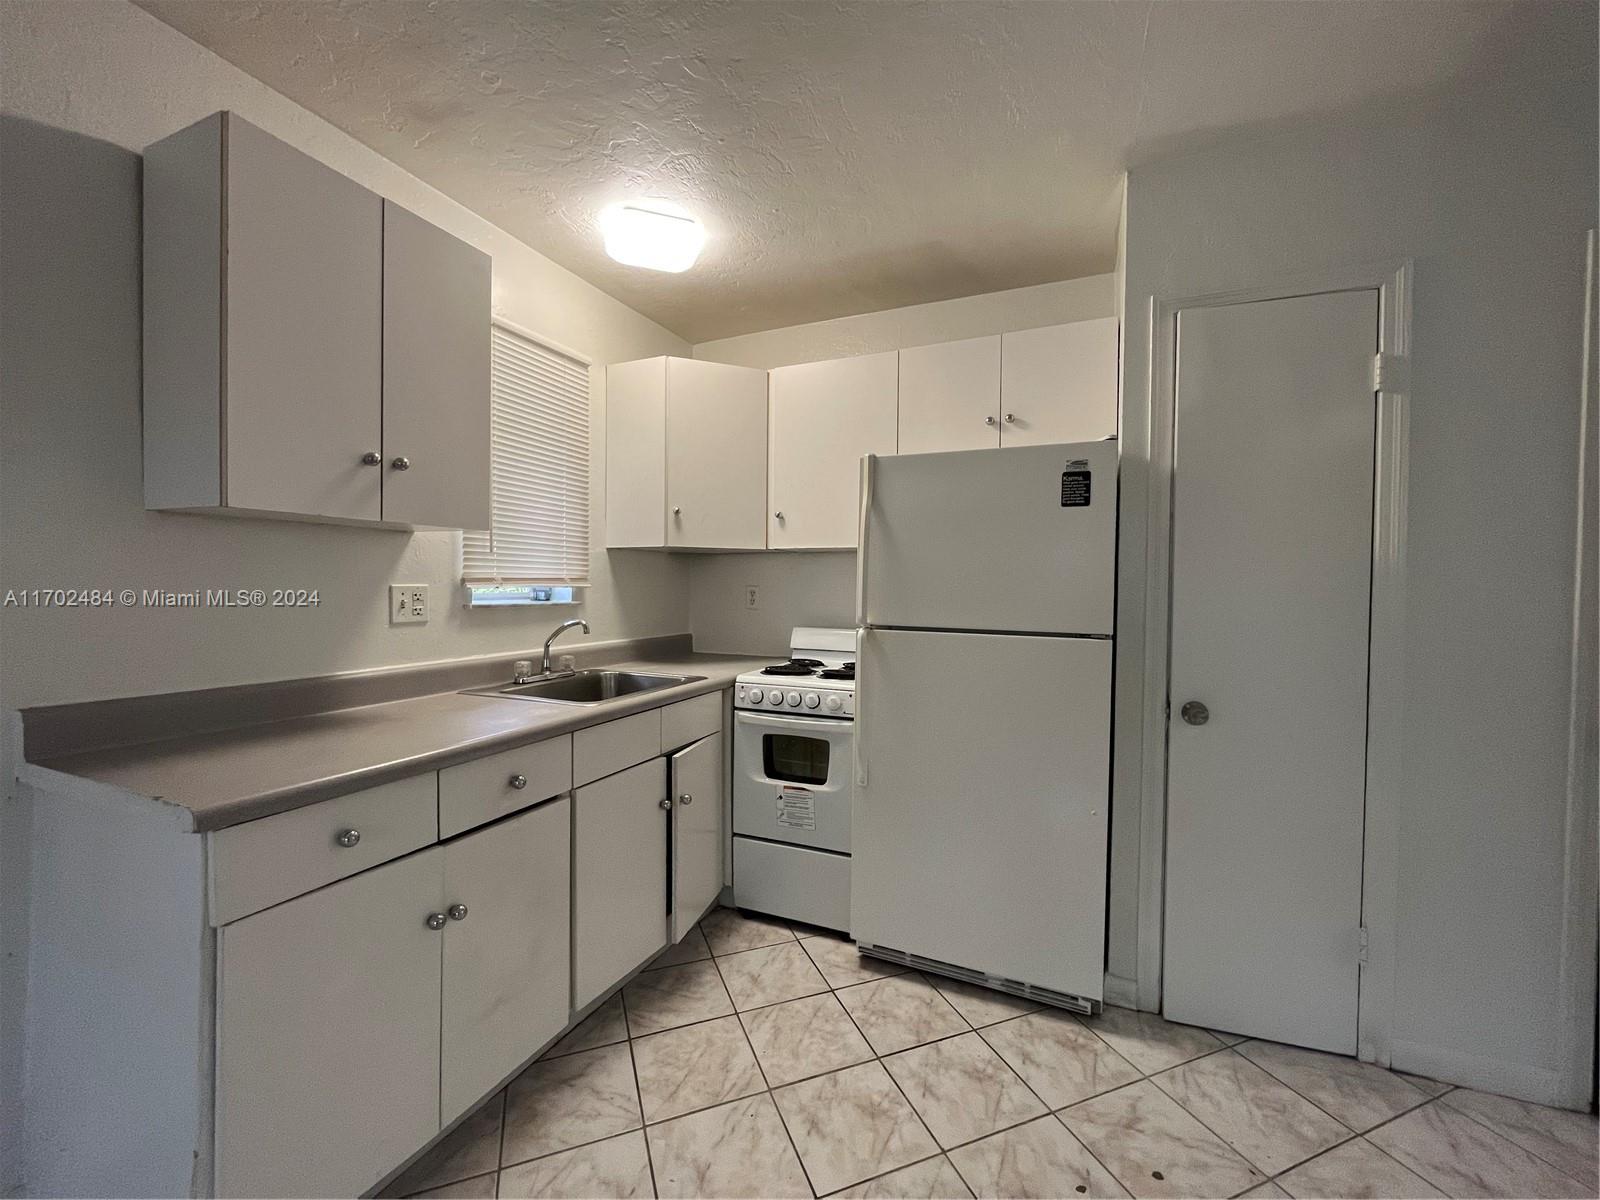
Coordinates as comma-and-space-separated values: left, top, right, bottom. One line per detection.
1061, 460, 1091, 508
776, 786, 816, 831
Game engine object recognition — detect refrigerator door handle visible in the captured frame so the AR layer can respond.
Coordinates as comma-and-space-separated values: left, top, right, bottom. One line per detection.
854, 626, 868, 787
855, 454, 875, 625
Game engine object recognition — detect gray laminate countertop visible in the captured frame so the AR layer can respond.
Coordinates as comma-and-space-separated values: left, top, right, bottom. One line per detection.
33, 654, 775, 832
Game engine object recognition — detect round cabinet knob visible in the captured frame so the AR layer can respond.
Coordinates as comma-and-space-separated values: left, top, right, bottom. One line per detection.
335, 828, 361, 848
767, 688, 785, 705
785, 691, 802, 707
1180, 700, 1210, 726
1004, 412, 1017, 424
804, 693, 820, 709
679, 793, 694, 806
509, 773, 528, 790
985, 415, 998, 426
774, 511, 785, 520
391, 456, 411, 471
360, 451, 382, 466
447, 904, 469, 921
659, 797, 674, 810
672, 506, 682, 518
825, 695, 844, 712
425, 912, 447, 931
749, 689, 764, 705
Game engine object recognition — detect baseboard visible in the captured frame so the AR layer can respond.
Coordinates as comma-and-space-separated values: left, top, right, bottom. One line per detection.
1390, 1037, 1585, 1111
1102, 972, 1141, 1010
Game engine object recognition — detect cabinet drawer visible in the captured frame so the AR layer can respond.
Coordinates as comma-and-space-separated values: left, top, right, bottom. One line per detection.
439, 735, 571, 838
661, 691, 722, 751
573, 709, 662, 787
208, 773, 438, 926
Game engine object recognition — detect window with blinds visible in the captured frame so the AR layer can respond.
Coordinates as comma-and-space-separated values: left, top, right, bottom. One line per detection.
461, 325, 590, 592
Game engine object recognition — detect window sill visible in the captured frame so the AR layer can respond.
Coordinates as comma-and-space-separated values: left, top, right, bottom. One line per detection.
464, 584, 584, 608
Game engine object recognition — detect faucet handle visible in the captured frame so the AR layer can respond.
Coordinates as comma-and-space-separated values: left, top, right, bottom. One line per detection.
512, 659, 534, 683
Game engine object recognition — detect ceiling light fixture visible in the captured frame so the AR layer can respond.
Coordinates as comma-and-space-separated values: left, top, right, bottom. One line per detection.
599, 198, 706, 273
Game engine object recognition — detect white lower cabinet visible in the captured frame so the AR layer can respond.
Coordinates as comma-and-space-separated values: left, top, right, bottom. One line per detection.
670, 732, 725, 941
215, 847, 444, 1199
441, 800, 570, 1121
573, 758, 670, 1009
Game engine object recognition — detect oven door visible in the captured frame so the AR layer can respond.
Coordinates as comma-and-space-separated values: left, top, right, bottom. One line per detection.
734, 709, 853, 853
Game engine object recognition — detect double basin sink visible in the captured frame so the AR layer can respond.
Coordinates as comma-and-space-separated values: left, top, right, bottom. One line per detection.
464, 669, 704, 707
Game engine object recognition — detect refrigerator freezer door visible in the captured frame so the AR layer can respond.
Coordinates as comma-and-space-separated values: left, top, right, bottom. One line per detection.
852, 628, 1109, 1001
859, 440, 1116, 636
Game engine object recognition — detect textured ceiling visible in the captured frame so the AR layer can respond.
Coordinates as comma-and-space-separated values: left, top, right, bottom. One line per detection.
136, 0, 1513, 341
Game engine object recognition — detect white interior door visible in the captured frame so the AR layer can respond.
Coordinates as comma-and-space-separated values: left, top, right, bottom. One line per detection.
1163, 289, 1378, 1054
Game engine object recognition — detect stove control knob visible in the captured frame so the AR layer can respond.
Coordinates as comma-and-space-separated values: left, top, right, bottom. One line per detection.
785, 691, 802, 707
749, 689, 764, 705
736, 685, 746, 702
804, 693, 820, 709
768, 689, 785, 705
825, 695, 844, 712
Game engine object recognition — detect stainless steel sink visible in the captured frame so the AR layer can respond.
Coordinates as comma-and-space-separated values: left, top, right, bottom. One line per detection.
466, 669, 703, 705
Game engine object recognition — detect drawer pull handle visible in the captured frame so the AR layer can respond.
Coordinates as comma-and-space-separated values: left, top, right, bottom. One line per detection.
447, 904, 469, 922
679, 793, 693, 806
425, 912, 447, 931
335, 828, 361, 848
509, 773, 528, 790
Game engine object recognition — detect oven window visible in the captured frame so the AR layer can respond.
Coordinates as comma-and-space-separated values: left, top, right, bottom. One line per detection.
763, 733, 831, 786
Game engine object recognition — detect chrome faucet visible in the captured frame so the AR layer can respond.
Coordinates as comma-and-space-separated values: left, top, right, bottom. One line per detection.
540, 618, 590, 676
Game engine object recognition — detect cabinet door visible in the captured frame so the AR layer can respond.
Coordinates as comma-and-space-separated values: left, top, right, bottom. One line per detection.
573, 758, 669, 1009
666, 358, 768, 548
381, 201, 493, 529
670, 732, 725, 941
224, 115, 383, 521
769, 352, 898, 548
441, 799, 570, 1121
215, 848, 443, 1198
896, 335, 1001, 455
605, 357, 668, 547
1000, 318, 1118, 446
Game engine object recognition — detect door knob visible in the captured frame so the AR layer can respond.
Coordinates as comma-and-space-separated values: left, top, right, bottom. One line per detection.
360, 451, 381, 466
447, 904, 468, 921
984, 415, 998, 426
1180, 700, 1210, 726
774, 511, 785, 521
391, 456, 411, 471
679, 793, 693, 806
672, 506, 682, 518
425, 912, 447, 931
1004, 412, 1017, 424
659, 797, 673, 810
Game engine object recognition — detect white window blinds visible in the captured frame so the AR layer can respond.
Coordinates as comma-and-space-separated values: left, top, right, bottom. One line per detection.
461, 326, 591, 586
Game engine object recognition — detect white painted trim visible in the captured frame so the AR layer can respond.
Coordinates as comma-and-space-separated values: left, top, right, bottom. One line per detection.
1138, 261, 1414, 1065
1102, 971, 1139, 1010
1390, 1038, 1569, 1111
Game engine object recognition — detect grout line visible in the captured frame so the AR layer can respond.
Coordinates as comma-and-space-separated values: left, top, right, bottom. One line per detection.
619, 989, 661, 1200
1433, 1091, 1594, 1190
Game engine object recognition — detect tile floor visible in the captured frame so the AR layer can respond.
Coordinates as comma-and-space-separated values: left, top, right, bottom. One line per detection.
383, 907, 1598, 1200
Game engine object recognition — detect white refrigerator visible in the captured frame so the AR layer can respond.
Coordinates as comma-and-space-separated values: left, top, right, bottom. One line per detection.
852, 440, 1115, 1008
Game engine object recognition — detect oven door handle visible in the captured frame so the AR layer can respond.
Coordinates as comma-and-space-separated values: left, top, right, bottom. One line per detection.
735, 710, 850, 734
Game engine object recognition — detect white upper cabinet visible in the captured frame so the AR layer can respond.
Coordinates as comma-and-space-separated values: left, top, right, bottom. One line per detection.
142, 112, 490, 530
999, 317, 1118, 445
768, 351, 898, 549
897, 335, 1002, 455
605, 356, 768, 549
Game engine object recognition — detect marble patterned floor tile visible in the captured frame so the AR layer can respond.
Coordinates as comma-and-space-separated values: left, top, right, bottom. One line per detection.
1236, 1040, 1429, 1132
1274, 1137, 1445, 1199
1060, 1080, 1266, 1199
981, 1010, 1142, 1109
932, 978, 1043, 1027
836, 973, 970, 1055
497, 1130, 654, 1199
740, 992, 874, 1087
405, 1173, 500, 1199
774, 1060, 941, 1195
631, 1014, 765, 1123
623, 958, 735, 1036
648, 926, 712, 970
714, 939, 830, 1011
1367, 1100, 1591, 1198
833, 1155, 974, 1198
502, 1042, 643, 1164
1152, 1049, 1349, 1175
883, 1032, 1046, 1147
646, 1092, 812, 1199
700, 906, 796, 955
1393, 1071, 1452, 1098
1238, 1184, 1291, 1199
385, 1093, 504, 1196
801, 934, 910, 988
1208, 1029, 1251, 1047
544, 992, 629, 1059
1076, 1006, 1225, 1075
947, 1115, 1129, 1199
1440, 1086, 1600, 1192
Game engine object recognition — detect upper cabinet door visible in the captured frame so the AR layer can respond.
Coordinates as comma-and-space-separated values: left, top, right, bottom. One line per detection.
665, 358, 767, 548
769, 352, 898, 548
381, 201, 492, 530
897, 335, 1001, 455
999, 318, 1118, 446
224, 116, 383, 521
670, 732, 725, 941
605, 357, 668, 548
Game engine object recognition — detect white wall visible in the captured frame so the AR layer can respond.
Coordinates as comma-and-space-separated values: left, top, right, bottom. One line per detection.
690, 275, 1115, 654
1115, 4, 1596, 1105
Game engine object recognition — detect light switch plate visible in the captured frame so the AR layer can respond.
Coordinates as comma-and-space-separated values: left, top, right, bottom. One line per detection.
390, 584, 428, 624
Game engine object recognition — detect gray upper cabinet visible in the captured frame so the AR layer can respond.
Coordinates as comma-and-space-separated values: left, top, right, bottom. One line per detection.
142, 112, 490, 530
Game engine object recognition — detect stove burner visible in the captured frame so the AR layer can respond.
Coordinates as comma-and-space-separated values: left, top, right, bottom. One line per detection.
761, 658, 822, 677
817, 662, 855, 680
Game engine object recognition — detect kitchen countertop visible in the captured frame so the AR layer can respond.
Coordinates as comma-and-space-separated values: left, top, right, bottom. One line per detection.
32, 653, 774, 832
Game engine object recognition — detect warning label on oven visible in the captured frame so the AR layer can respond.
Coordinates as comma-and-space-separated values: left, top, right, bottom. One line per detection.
777, 786, 816, 831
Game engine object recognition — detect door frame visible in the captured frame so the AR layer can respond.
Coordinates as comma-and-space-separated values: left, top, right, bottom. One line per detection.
1136, 260, 1413, 1066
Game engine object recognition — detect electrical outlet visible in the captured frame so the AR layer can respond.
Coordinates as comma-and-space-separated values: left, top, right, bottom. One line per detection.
390, 584, 429, 624
745, 584, 760, 611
